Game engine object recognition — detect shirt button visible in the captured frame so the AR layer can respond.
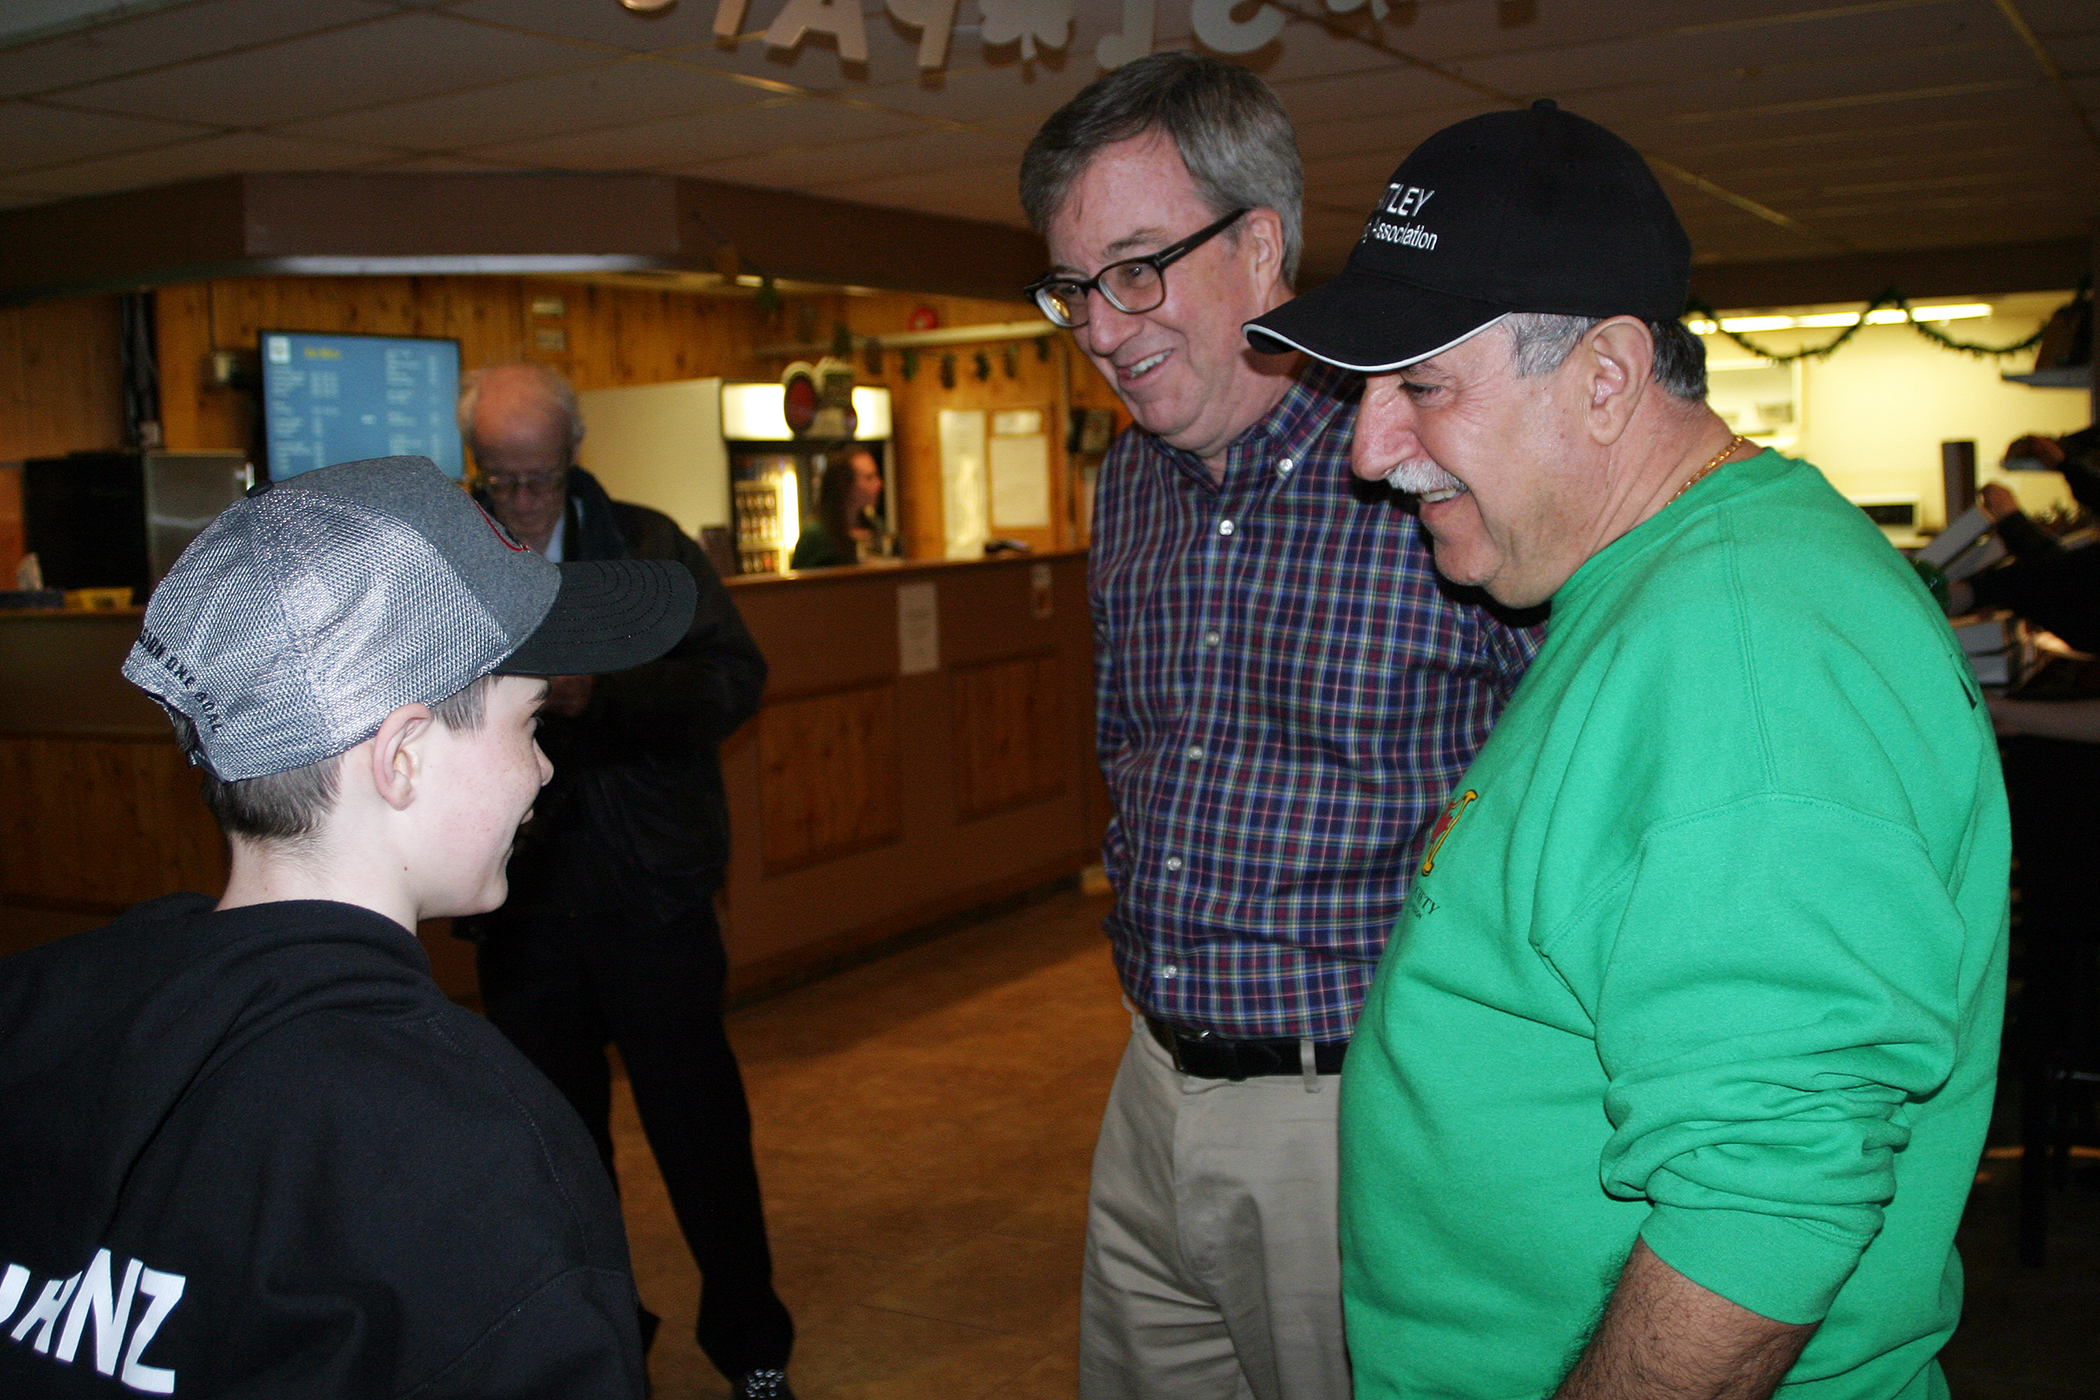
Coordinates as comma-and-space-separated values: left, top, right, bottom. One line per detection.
1165, 856, 1184, 872
1159, 965, 1179, 979
1185, 743, 1204, 760
1202, 630, 1221, 647
1217, 519, 1235, 536
1278, 457, 1295, 475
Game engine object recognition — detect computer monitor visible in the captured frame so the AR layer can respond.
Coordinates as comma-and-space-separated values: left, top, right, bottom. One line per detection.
260, 330, 464, 481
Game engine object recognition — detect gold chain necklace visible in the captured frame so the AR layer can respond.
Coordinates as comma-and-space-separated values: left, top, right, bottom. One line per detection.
1666, 434, 1749, 507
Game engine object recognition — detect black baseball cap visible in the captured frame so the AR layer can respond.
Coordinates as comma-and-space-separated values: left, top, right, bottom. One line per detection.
124, 456, 695, 781
1245, 100, 1690, 371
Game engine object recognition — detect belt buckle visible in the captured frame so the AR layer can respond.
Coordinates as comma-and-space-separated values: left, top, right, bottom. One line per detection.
1187, 1030, 1251, 1082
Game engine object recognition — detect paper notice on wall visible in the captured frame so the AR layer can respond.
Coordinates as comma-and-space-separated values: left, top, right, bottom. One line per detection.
990, 433, 1051, 528
939, 408, 989, 560
897, 580, 939, 676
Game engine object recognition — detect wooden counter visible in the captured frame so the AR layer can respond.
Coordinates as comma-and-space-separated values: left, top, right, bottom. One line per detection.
0, 553, 1107, 995
0, 607, 229, 912
720, 552, 1105, 993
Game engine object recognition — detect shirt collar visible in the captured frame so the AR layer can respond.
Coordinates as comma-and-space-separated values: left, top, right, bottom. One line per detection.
1152, 359, 1360, 486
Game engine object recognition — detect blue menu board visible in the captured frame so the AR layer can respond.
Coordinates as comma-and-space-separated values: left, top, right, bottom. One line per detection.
261, 331, 464, 480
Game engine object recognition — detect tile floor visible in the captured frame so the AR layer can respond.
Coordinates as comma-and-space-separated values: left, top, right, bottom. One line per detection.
620, 888, 1124, 1400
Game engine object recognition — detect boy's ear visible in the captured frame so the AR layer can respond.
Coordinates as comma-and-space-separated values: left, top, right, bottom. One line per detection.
368, 703, 434, 812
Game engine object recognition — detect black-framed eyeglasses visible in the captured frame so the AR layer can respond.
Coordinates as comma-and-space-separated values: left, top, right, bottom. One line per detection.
1026, 208, 1249, 330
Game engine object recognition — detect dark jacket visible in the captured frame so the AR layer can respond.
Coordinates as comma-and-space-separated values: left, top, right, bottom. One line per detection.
480, 468, 767, 925
1970, 425, 2100, 650
0, 894, 644, 1398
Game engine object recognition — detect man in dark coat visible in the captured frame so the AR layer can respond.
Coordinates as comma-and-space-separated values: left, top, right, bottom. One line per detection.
459, 364, 793, 1400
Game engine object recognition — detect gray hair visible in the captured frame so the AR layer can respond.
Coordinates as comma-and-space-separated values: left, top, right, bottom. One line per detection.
458, 363, 584, 456
1505, 313, 1708, 401
1020, 52, 1304, 286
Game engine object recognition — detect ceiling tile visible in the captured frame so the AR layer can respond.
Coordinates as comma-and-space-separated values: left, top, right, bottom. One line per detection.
447, 0, 752, 53
853, 60, 1099, 128
1272, 66, 1494, 131
1427, 9, 1999, 105
0, 0, 379, 99
451, 0, 936, 90
1385, 0, 1930, 66
470, 94, 918, 168
24, 129, 392, 196
1302, 146, 1409, 192
1233, 18, 1403, 87
1292, 102, 1505, 177
55, 10, 595, 127
2013, 0, 2100, 33
1627, 83, 2070, 157
0, 99, 208, 175
2027, 29, 2100, 69
281, 55, 764, 150
646, 26, 922, 95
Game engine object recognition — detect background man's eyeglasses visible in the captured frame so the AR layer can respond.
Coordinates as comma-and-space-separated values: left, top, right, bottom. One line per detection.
481, 471, 568, 497
1026, 208, 1249, 330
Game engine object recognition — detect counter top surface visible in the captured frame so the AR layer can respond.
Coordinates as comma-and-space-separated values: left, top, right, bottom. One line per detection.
726, 548, 1086, 589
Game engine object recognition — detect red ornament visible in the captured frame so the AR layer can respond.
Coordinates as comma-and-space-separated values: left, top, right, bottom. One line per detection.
782, 370, 819, 436
906, 306, 941, 332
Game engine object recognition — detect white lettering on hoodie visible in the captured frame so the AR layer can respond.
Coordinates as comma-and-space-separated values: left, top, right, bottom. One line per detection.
2, 1251, 185, 1393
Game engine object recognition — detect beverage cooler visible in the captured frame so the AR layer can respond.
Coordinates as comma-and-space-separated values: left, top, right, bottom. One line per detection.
575, 378, 892, 577
720, 381, 893, 575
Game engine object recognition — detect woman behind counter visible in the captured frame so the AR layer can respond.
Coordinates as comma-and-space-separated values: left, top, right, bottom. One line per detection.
792, 448, 895, 569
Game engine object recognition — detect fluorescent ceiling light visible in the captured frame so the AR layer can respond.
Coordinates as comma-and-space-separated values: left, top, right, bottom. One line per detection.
1687, 303, 1995, 336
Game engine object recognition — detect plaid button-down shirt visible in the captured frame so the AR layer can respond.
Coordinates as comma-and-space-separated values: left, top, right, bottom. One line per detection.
1092, 362, 1540, 1042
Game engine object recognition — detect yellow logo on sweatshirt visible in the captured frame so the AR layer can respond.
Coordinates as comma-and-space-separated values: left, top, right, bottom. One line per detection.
1419, 789, 1477, 876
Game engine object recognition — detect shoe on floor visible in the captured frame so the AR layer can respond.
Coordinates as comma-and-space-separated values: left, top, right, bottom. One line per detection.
732, 1368, 795, 1400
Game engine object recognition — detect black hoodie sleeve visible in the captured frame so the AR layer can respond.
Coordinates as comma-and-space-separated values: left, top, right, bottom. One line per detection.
586, 507, 767, 748
405, 1266, 645, 1400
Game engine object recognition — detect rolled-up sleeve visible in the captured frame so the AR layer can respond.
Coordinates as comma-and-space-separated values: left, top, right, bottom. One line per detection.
1542, 794, 1973, 1324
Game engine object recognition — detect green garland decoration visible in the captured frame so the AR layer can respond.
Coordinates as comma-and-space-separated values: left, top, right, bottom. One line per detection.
1682, 281, 2087, 365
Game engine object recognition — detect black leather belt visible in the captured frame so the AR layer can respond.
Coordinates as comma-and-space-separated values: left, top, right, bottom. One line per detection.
1146, 1015, 1347, 1081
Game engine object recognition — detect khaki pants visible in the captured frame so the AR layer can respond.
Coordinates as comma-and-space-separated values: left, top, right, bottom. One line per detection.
1079, 1020, 1350, 1400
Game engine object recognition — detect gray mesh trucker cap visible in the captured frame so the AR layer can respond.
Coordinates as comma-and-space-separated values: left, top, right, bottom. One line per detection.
123, 455, 696, 782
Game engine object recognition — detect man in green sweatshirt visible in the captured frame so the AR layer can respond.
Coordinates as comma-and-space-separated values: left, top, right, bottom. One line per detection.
1244, 103, 2007, 1400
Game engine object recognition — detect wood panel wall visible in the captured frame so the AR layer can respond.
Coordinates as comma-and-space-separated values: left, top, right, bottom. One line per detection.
0, 295, 127, 581
6, 276, 1127, 578
155, 276, 775, 454
0, 733, 226, 912
148, 275, 1125, 562
757, 681, 901, 875
771, 290, 1127, 560
953, 650, 1066, 820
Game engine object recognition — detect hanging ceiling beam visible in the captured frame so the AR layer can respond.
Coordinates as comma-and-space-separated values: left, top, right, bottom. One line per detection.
0, 170, 1048, 307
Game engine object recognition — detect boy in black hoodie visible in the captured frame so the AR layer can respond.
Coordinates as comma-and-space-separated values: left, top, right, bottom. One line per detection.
0, 454, 696, 1398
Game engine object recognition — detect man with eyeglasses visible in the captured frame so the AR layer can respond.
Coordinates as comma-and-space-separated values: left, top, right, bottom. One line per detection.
458, 364, 795, 1400
1020, 54, 1539, 1400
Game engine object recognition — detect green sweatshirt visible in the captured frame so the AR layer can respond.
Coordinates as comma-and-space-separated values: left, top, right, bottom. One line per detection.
1340, 449, 2009, 1400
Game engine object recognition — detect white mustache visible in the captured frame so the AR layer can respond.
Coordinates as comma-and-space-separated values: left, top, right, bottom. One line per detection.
1382, 458, 1467, 498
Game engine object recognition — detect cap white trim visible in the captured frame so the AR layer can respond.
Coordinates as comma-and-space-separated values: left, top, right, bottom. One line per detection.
1244, 312, 1510, 373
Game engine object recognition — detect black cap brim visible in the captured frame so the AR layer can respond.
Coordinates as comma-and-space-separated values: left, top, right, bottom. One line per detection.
1245, 270, 1513, 372
497, 559, 697, 677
